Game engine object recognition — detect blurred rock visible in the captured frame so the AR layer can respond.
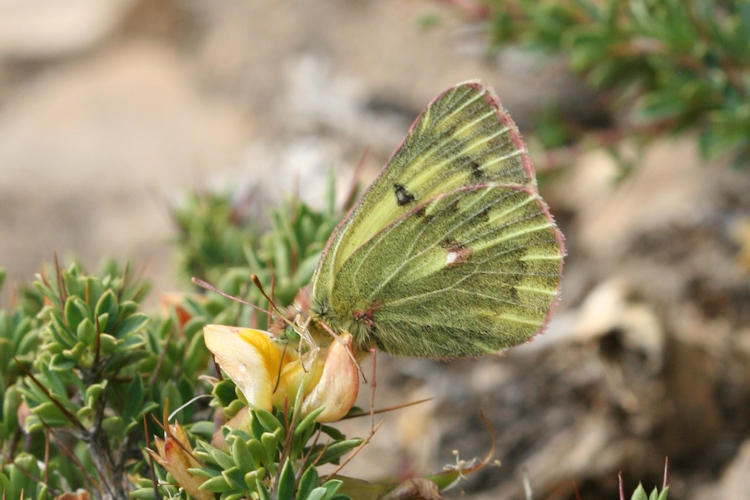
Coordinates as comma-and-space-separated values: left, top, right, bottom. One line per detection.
501, 415, 623, 499
0, 0, 135, 61
573, 279, 664, 374
729, 216, 750, 271
694, 439, 750, 500
572, 140, 715, 260
283, 52, 412, 158
714, 439, 750, 500
0, 41, 249, 294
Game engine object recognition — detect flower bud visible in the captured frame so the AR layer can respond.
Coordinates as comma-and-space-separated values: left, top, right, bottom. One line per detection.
148, 422, 212, 500
300, 333, 359, 422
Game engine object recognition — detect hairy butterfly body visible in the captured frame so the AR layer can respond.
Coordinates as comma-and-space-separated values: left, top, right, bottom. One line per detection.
310, 81, 564, 358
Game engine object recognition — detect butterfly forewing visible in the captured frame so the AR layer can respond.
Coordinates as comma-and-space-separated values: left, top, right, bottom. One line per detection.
311, 81, 564, 357
313, 82, 537, 297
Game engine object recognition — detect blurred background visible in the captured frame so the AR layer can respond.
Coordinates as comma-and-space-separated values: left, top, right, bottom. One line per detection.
1, 1, 749, 498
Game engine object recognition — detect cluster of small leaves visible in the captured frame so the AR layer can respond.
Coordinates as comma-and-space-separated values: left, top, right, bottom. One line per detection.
0, 183, 355, 499
190, 404, 358, 500
449, 0, 750, 168
630, 482, 669, 500
175, 175, 341, 329
0, 261, 216, 498
173, 192, 257, 286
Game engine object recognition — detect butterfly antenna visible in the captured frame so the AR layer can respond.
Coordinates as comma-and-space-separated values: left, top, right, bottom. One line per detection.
272, 342, 289, 394
266, 274, 276, 330
250, 274, 295, 327
193, 277, 269, 315
192, 276, 296, 331
316, 318, 368, 384
248, 274, 319, 358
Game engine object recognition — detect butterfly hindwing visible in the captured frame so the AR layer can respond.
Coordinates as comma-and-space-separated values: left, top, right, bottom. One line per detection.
327, 184, 562, 357
311, 81, 564, 357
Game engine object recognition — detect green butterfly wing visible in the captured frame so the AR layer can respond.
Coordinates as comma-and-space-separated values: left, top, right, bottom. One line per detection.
311, 81, 564, 357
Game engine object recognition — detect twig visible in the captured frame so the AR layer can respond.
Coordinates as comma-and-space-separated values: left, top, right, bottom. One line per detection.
144, 415, 160, 500
14, 358, 86, 433
342, 397, 433, 420
43, 428, 50, 485
42, 419, 102, 493
10, 462, 62, 496
325, 419, 384, 481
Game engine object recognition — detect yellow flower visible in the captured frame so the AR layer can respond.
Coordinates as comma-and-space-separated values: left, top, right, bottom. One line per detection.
203, 325, 359, 423
148, 422, 212, 500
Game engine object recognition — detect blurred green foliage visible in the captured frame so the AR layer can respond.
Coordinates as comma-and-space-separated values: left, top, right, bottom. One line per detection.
456, 0, 750, 168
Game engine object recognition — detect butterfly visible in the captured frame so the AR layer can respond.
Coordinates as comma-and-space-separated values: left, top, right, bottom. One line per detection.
307, 80, 565, 358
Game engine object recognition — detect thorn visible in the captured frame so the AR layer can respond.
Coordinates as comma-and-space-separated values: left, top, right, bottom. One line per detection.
144, 415, 159, 500
325, 419, 384, 481
94, 315, 102, 367
53, 253, 67, 305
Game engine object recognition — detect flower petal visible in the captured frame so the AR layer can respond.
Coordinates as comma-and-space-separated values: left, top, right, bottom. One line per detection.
203, 325, 280, 411
300, 333, 359, 422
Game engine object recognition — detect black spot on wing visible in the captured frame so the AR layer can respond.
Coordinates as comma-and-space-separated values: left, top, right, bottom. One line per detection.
470, 161, 484, 180
394, 183, 415, 206
442, 237, 459, 249
476, 206, 490, 224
